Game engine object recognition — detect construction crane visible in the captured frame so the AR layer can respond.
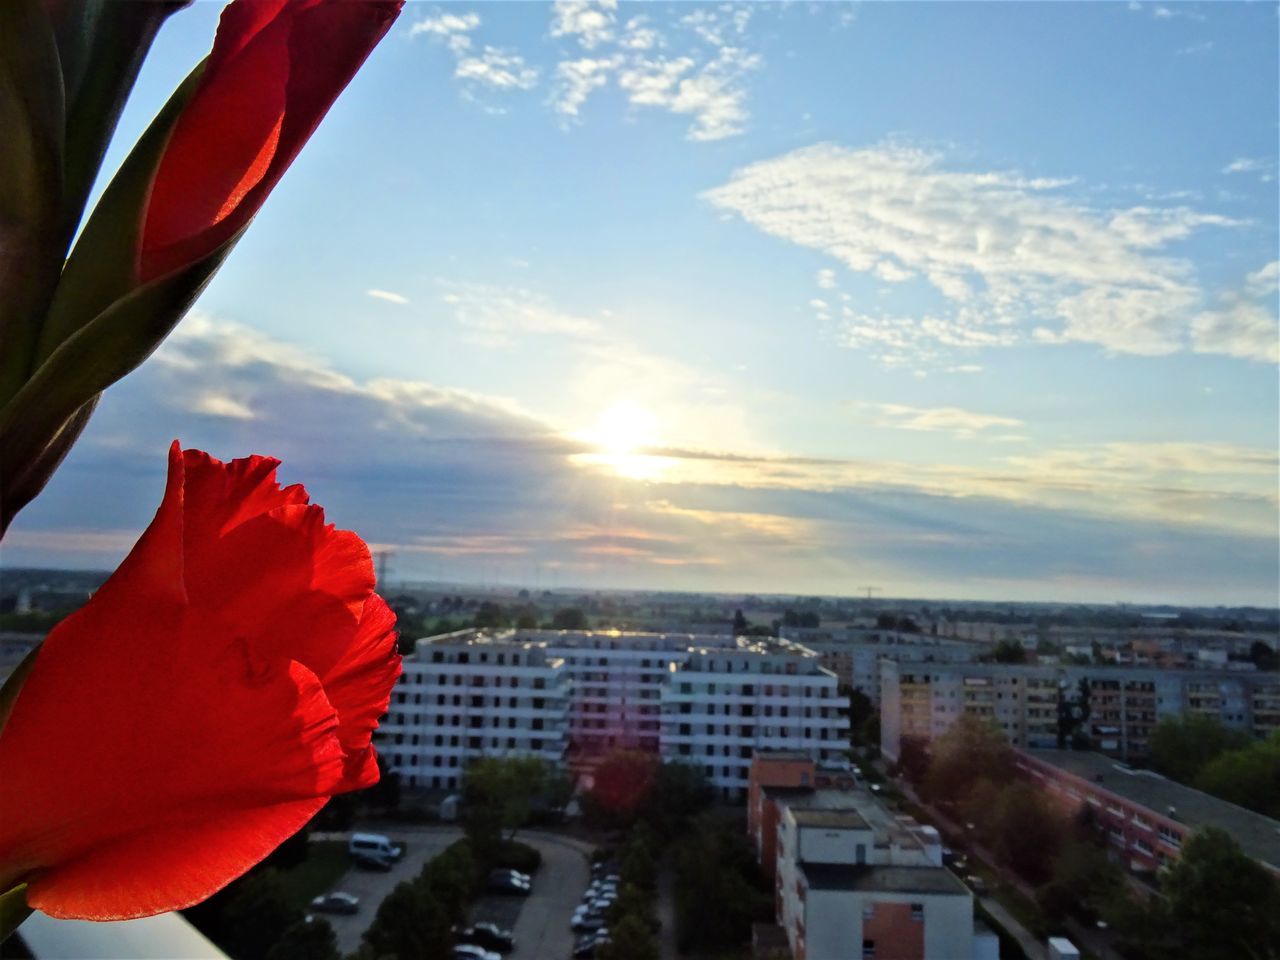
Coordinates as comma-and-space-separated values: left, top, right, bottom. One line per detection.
858, 586, 882, 601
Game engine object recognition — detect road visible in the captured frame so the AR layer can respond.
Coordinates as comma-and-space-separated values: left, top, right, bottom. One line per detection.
320, 825, 463, 954
313, 826, 593, 959
506, 832, 592, 960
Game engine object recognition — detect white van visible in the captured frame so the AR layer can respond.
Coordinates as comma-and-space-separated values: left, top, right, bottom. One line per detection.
348, 832, 403, 861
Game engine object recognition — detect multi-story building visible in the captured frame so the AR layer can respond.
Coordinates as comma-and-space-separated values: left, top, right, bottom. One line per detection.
880, 661, 1280, 763
658, 638, 848, 799
1015, 748, 1280, 880
383, 630, 848, 799
790, 630, 977, 706
749, 753, 997, 960
380, 632, 572, 791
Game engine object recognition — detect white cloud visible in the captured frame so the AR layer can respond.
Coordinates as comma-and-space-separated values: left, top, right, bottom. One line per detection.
437, 282, 601, 346
367, 289, 409, 305
1246, 260, 1279, 297
551, 0, 617, 49
456, 47, 539, 90
869, 403, 1023, 439
1190, 302, 1279, 362
816, 269, 837, 289
553, 56, 623, 116
191, 392, 255, 421
704, 142, 1242, 361
1222, 157, 1271, 175
548, 4, 761, 140
1176, 41, 1213, 55
409, 11, 480, 38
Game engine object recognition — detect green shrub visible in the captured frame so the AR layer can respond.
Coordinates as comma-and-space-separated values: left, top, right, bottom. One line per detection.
495, 839, 542, 874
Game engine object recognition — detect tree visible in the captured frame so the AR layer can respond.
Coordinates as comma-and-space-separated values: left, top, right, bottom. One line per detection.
637, 760, 713, 836
990, 782, 1063, 885
474, 601, 507, 628
992, 638, 1027, 664
222, 872, 303, 960
587, 750, 660, 824
1249, 640, 1279, 672
1195, 730, 1280, 818
551, 607, 588, 629
462, 756, 549, 860
265, 918, 341, 960
362, 882, 451, 960
921, 714, 1013, 804
597, 913, 660, 960
1157, 827, 1280, 960
894, 735, 931, 786
418, 839, 477, 924
1149, 713, 1251, 784
733, 609, 749, 634
1036, 838, 1123, 923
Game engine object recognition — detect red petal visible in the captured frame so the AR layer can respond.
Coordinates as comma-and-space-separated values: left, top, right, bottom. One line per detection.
180, 448, 308, 542
26, 797, 326, 920
322, 593, 401, 789
139, 0, 403, 281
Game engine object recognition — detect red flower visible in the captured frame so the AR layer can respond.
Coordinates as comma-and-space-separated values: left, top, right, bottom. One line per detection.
139, 0, 403, 281
0, 443, 400, 920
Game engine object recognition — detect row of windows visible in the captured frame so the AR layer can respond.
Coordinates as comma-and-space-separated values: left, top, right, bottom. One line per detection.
675, 682, 834, 697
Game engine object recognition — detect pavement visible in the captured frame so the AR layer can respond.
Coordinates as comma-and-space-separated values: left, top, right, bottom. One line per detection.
319, 825, 462, 954
312, 825, 594, 959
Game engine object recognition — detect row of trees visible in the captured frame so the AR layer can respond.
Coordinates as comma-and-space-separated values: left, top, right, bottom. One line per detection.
1149, 714, 1280, 818
899, 715, 1280, 959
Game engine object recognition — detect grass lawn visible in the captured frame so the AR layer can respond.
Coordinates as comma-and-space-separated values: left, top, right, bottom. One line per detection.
274, 840, 350, 911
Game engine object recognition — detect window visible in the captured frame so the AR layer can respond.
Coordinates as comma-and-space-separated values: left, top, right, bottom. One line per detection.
862, 940, 876, 959
910, 903, 924, 921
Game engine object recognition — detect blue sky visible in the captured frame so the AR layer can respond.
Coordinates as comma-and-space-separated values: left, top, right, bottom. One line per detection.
5, 1, 1278, 604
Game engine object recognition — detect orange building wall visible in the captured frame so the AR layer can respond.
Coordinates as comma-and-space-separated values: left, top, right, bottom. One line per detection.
863, 901, 925, 960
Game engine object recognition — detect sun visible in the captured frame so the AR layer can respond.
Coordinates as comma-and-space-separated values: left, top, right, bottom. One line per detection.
575, 401, 671, 480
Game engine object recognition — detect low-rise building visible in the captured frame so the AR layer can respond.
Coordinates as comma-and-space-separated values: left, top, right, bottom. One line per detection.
750, 753, 994, 960
1015, 748, 1280, 880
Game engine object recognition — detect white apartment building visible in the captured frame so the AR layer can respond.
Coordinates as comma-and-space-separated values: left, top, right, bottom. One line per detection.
522, 630, 738, 755
660, 638, 850, 799
380, 632, 572, 790
773, 793, 991, 960
880, 660, 1280, 763
381, 630, 849, 799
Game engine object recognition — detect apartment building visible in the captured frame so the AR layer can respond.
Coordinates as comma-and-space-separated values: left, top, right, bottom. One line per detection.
749, 753, 996, 960
659, 638, 849, 799
1015, 748, 1280, 879
880, 661, 1280, 763
791, 631, 977, 705
380, 632, 572, 790
383, 630, 848, 799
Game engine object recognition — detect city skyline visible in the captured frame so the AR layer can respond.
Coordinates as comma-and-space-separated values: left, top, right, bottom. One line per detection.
2, 1, 1277, 605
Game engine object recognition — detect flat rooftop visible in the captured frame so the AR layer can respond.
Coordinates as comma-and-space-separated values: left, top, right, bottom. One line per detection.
1026, 749, 1280, 871
792, 809, 869, 830
799, 863, 969, 896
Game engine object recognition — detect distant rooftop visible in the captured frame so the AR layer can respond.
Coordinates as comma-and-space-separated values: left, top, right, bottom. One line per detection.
791, 808, 870, 830
1025, 749, 1280, 872
799, 863, 968, 895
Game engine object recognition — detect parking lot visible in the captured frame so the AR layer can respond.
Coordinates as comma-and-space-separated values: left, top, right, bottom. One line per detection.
314, 827, 591, 958
321, 826, 462, 954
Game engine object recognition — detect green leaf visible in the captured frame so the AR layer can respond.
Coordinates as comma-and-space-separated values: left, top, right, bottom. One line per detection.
0, 219, 244, 511
0, 642, 40, 739
33, 60, 206, 369
55, 2, 193, 241
0, 399, 98, 537
0, 884, 32, 946
0, 0, 65, 404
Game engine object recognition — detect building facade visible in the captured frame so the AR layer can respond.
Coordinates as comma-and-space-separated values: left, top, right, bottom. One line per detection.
880, 660, 1280, 763
1015, 748, 1280, 880
383, 630, 848, 799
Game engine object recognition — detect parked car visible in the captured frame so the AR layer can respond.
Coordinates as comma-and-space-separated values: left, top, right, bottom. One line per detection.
456, 923, 515, 953
486, 873, 531, 895
965, 874, 987, 893
348, 832, 403, 861
452, 946, 501, 960
488, 868, 531, 885
351, 852, 393, 872
309, 892, 359, 915
573, 929, 611, 958
571, 910, 606, 933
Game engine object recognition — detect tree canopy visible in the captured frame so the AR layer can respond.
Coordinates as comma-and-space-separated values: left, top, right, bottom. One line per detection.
1148, 713, 1251, 784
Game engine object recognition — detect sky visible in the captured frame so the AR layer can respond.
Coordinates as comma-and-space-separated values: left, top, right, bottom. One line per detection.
4, 0, 1279, 605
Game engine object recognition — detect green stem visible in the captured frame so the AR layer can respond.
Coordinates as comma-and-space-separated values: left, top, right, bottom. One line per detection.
0, 884, 32, 944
